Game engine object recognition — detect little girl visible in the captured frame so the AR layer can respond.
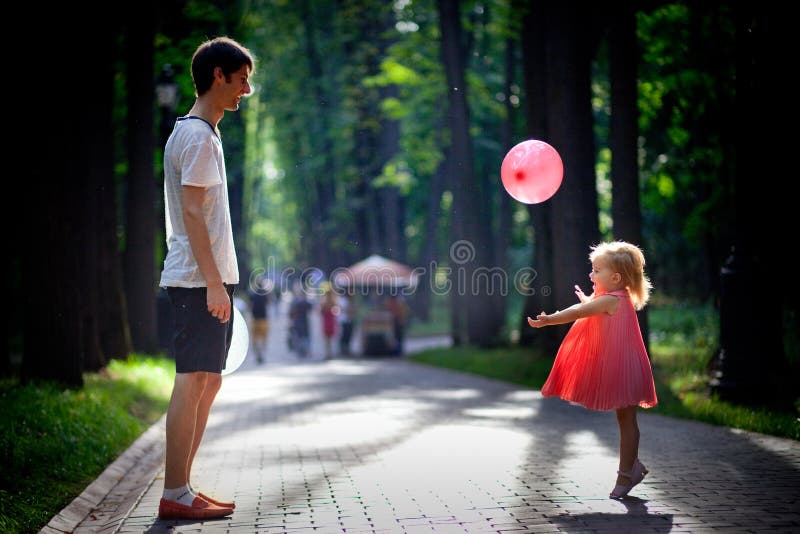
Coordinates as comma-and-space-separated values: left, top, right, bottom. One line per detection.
528, 241, 657, 499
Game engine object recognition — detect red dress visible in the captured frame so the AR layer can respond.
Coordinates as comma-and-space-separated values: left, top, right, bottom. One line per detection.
541, 289, 658, 411
321, 303, 337, 338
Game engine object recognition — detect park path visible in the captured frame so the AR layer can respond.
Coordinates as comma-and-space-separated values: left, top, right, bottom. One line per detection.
42, 296, 800, 533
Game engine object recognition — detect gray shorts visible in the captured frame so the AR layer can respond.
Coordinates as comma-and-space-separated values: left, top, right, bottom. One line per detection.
166, 285, 237, 373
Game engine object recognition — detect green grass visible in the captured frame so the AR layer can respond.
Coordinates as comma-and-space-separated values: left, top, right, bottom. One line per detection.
412, 345, 554, 388
407, 294, 450, 337
647, 300, 799, 440
0, 354, 174, 533
409, 300, 800, 441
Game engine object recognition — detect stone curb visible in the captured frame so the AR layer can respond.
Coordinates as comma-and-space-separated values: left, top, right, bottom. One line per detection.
39, 415, 166, 534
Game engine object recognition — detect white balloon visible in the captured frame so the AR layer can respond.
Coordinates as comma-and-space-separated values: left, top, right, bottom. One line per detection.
223, 306, 249, 376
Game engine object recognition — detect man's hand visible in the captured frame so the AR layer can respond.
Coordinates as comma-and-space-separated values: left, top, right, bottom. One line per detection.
207, 284, 231, 323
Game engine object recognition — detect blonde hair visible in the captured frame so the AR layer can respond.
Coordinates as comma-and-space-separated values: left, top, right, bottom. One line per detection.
589, 241, 652, 309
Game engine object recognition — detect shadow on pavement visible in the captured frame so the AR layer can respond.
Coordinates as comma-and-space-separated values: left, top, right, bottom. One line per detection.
550, 497, 673, 533
120, 345, 799, 532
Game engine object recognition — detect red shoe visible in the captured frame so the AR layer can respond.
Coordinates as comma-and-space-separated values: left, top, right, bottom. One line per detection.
198, 492, 236, 509
158, 497, 233, 520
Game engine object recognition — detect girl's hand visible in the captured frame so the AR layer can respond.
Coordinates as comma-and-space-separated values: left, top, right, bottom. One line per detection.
574, 284, 590, 303
527, 311, 549, 328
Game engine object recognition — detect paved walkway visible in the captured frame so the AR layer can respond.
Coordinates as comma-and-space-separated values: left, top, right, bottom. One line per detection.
43, 298, 800, 533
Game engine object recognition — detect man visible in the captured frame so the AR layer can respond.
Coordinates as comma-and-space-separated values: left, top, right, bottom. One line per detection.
158, 36, 253, 520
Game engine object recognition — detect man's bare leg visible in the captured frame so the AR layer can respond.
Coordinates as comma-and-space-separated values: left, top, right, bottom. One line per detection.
186, 372, 221, 482
182, 372, 234, 507
164, 372, 209, 490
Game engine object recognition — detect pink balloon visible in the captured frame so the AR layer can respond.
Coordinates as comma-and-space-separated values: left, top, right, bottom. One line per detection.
500, 139, 563, 204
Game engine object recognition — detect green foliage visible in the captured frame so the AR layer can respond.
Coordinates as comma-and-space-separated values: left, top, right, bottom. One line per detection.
637, 4, 737, 297
648, 298, 718, 369
0, 355, 174, 533
594, 147, 613, 241
240, 0, 531, 270
141, 0, 752, 310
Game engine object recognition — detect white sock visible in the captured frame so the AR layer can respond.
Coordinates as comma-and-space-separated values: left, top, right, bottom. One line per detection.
163, 484, 196, 506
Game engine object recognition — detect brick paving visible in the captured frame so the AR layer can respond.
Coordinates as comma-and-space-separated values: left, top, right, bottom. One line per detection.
44, 298, 800, 533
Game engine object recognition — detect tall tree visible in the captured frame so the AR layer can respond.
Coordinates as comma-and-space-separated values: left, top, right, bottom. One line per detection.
415, 149, 447, 321
225, 111, 251, 286
710, 4, 789, 402
300, 0, 337, 272
438, 0, 498, 346
376, 63, 405, 262
493, 30, 515, 339
545, 3, 600, 331
608, 1, 648, 349
23, 6, 125, 384
519, 0, 557, 352
123, 0, 158, 354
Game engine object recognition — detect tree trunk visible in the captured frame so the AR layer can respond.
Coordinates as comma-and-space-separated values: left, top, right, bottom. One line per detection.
22, 9, 122, 385
378, 83, 404, 262
23, 185, 84, 386
494, 35, 515, 342
608, 1, 649, 351
123, 0, 158, 354
82, 107, 107, 373
709, 5, 789, 402
224, 112, 250, 286
519, 0, 558, 352
545, 3, 600, 340
377, 4, 405, 263
438, 0, 497, 347
300, 0, 338, 273
413, 147, 447, 322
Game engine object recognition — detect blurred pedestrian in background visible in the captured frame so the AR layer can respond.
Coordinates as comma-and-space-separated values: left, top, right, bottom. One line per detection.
320, 284, 339, 359
338, 288, 357, 356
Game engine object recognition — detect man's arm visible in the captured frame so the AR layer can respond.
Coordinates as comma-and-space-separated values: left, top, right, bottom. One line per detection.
183, 184, 231, 323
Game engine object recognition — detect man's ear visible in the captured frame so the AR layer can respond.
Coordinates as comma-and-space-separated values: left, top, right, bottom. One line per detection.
213, 66, 224, 82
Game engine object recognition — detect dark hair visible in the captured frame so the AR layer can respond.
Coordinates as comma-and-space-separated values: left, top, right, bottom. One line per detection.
191, 36, 254, 96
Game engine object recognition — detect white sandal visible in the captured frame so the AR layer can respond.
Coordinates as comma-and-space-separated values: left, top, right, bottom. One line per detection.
609, 459, 648, 499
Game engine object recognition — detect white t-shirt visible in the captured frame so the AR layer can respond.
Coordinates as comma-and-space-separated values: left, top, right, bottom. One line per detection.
159, 117, 239, 288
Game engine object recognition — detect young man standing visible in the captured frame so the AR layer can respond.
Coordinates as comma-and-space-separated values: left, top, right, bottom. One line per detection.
158, 36, 253, 520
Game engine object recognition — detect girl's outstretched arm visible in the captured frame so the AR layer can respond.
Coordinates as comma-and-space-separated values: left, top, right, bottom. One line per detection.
527, 294, 618, 328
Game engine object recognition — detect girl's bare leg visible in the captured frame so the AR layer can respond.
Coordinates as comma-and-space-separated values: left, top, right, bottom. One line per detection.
615, 405, 639, 484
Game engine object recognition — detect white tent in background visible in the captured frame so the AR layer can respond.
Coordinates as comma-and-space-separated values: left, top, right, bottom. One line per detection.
332, 254, 418, 289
